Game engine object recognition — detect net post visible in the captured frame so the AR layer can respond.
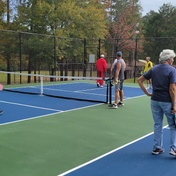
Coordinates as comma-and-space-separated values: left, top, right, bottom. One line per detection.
106, 82, 109, 104
109, 81, 112, 104
40, 76, 43, 95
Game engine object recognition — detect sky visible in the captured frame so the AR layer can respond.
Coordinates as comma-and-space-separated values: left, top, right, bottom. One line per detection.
140, 0, 176, 16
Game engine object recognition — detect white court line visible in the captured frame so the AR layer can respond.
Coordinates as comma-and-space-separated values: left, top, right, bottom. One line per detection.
0, 100, 103, 126
0, 100, 60, 112
44, 87, 107, 97
57, 125, 168, 176
125, 94, 146, 100
56, 95, 153, 176
0, 93, 147, 126
0, 111, 61, 126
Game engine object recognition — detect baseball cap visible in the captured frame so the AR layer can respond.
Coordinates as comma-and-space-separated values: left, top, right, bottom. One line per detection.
100, 54, 105, 58
116, 51, 122, 56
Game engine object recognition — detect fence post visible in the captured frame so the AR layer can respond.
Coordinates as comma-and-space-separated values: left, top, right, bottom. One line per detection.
133, 37, 138, 83
19, 32, 22, 84
83, 38, 87, 77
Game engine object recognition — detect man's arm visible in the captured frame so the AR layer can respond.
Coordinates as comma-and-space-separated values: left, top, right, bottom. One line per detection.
110, 64, 114, 72
110, 59, 117, 72
169, 83, 176, 114
123, 60, 126, 70
137, 75, 152, 96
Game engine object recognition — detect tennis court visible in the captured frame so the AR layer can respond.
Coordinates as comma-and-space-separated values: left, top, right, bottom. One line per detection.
0, 80, 174, 176
60, 128, 175, 176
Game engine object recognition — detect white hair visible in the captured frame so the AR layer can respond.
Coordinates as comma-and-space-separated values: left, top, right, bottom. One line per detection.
100, 54, 104, 58
159, 49, 176, 63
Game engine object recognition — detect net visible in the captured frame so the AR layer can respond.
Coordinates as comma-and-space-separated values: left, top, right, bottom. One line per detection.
0, 71, 111, 103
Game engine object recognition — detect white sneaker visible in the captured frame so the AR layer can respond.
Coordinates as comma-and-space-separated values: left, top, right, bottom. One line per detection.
117, 102, 124, 106
112, 103, 118, 109
169, 148, 176, 156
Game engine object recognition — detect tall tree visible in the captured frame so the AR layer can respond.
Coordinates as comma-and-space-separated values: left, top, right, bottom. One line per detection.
142, 3, 176, 63
0, 0, 6, 26
15, 1, 107, 48
7, 0, 108, 76
106, 0, 142, 60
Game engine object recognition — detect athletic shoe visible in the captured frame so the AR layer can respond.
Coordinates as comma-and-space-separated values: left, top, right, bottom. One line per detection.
112, 103, 118, 109
100, 85, 104, 88
152, 148, 164, 155
117, 102, 124, 106
0, 110, 4, 114
169, 148, 176, 156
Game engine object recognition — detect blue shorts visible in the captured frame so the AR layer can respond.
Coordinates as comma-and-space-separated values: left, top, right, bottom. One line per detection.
115, 80, 124, 91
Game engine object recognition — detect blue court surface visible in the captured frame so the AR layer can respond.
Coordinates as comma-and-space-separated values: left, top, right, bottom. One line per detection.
0, 85, 145, 125
59, 128, 176, 176
0, 91, 98, 125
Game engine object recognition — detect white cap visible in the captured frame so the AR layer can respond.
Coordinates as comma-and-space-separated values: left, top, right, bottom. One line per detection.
159, 49, 176, 62
100, 54, 105, 58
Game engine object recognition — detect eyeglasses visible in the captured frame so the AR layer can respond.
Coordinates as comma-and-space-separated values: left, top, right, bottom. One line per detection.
117, 55, 121, 57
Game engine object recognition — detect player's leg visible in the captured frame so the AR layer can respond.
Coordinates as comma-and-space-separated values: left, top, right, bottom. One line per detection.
151, 100, 164, 154
118, 90, 124, 106
111, 82, 120, 109
162, 102, 176, 156
100, 72, 105, 87
96, 71, 101, 87
118, 81, 124, 106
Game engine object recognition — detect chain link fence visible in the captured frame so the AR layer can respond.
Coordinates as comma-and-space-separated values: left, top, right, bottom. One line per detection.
0, 29, 176, 84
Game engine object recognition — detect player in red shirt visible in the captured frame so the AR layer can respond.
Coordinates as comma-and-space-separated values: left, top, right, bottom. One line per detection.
96, 54, 107, 87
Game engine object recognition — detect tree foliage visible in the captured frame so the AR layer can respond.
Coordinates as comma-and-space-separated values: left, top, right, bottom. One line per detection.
13, 0, 108, 60
0, 0, 6, 27
106, 0, 142, 63
142, 3, 176, 63
0, 0, 109, 76
14, 0, 107, 38
1, 0, 176, 75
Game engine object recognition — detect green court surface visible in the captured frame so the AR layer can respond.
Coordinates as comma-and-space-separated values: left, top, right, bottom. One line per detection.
0, 96, 166, 176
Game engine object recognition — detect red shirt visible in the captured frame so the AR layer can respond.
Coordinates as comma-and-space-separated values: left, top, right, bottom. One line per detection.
96, 58, 107, 72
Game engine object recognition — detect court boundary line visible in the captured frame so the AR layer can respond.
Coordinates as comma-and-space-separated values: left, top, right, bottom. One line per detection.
0, 102, 103, 126
44, 87, 107, 97
0, 100, 61, 111
57, 125, 168, 176
0, 95, 146, 126
0, 94, 147, 126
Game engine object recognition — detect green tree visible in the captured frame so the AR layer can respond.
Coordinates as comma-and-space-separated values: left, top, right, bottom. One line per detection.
142, 3, 176, 63
11, 0, 108, 74
0, 0, 5, 21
